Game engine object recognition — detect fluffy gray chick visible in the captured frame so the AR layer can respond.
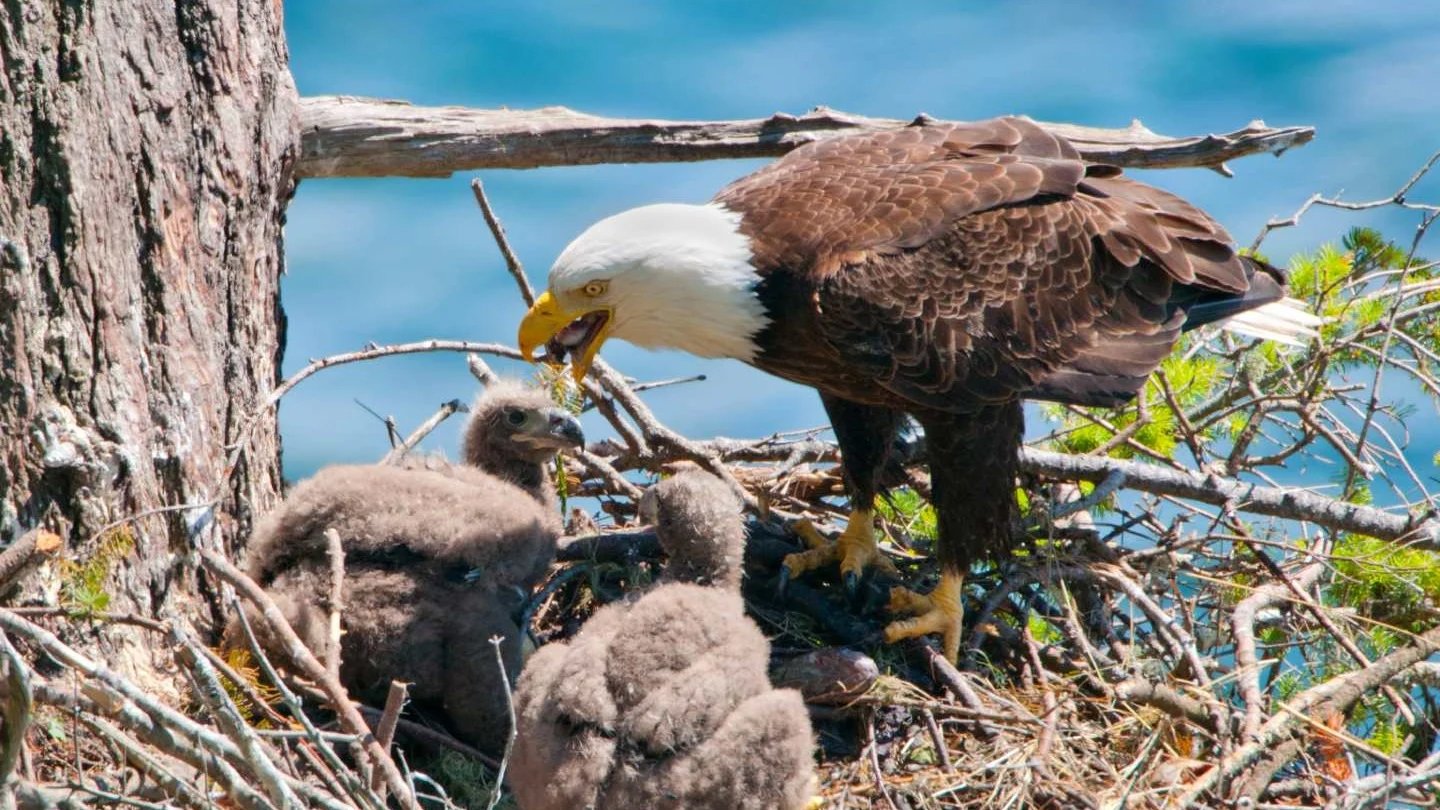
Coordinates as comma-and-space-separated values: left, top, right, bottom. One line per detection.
238, 380, 582, 755
510, 471, 817, 810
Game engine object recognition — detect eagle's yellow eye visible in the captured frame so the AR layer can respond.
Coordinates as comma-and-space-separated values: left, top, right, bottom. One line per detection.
582, 280, 607, 297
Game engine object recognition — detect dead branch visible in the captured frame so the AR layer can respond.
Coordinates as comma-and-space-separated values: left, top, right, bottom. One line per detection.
297, 97, 1314, 178
369, 681, 407, 794
1183, 620, 1440, 803
0, 531, 64, 594
1232, 558, 1327, 739
197, 550, 418, 810
1111, 680, 1220, 734
2, 613, 279, 810
470, 179, 536, 305
322, 529, 345, 685
1019, 447, 1440, 547
170, 624, 300, 809
1250, 148, 1440, 249
0, 627, 33, 799
483, 637, 516, 810
381, 399, 467, 464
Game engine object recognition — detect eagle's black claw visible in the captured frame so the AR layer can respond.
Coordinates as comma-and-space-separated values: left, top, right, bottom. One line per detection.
776, 566, 792, 597
843, 570, 860, 599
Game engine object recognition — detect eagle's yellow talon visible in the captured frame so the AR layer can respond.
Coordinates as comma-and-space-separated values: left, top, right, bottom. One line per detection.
884, 572, 965, 662
783, 509, 895, 585
791, 519, 831, 551
782, 544, 839, 578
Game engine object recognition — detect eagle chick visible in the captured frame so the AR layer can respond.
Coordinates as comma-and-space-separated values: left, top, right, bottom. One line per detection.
237, 380, 582, 755
509, 470, 816, 810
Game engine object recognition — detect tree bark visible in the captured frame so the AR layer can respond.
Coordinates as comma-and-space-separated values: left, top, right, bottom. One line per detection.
0, 0, 298, 629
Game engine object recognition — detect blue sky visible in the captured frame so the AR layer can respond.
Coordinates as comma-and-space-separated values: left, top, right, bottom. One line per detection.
280, 1, 1440, 499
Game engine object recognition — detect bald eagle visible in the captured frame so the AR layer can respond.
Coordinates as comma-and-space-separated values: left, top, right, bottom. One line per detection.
519, 116, 1318, 660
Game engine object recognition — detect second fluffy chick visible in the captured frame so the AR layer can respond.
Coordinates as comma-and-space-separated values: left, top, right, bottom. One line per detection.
510, 471, 817, 810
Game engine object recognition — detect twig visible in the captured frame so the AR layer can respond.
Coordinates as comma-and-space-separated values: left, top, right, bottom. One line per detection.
580, 374, 707, 412
77, 715, 210, 810
921, 708, 954, 774
370, 681, 408, 794
4, 613, 278, 810
1018, 447, 1440, 547
224, 339, 524, 486
911, 641, 1002, 739
1251, 148, 1440, 250
354, 706, 502, 771
0, 530, 64, 593
227, 599, 385, 810
298, 98, 1314, 178
483, 637, 517, 810
382, 399, 467, 464
470, 179, 536, 306
863, 715, 899, 810
171, 623, 301, 809
198, 551, 418, 810
0, 627, 33, 795
323, 528, 345, 685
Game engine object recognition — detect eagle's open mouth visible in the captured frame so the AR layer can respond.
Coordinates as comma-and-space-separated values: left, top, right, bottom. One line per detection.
545, 310, 609, 364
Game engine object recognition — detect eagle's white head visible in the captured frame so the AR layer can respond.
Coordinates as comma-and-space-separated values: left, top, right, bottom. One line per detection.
518, 203, 770, 380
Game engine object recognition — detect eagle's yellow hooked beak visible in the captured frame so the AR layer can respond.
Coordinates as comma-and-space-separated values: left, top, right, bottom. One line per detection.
517, 291, 613, 382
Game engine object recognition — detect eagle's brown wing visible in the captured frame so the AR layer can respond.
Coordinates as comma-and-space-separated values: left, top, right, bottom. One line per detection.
715, 117, 1275, 411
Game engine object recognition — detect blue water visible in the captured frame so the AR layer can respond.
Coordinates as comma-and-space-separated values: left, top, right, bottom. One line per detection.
280, 1, 1440, 499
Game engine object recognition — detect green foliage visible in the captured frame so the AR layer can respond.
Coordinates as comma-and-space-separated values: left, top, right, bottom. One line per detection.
1045, 350, 1224, 462
1329, 533, 1440, 629
1027, 612, 1063, 645
1367, 717, 1407, 756
218, 647, 282, 728
427, 751, 511, 809
58, 526, 136, 619
1043, 225, 1440, 481
875, 487, 937, 542
536, 364, 585, 513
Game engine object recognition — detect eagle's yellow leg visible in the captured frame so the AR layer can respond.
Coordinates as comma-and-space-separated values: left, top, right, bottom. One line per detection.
884, 572, 964, 662
782, 509, 897, 585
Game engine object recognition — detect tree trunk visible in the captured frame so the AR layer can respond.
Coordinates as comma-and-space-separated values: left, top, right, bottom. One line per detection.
0, 0, 297, 636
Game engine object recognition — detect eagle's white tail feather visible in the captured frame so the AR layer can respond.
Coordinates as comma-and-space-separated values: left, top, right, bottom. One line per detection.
1221, 297, 1323, 347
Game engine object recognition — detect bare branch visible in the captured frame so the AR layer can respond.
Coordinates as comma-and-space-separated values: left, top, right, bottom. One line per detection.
484, 637, 516, 810
171, 624, 300, 809
197, 551, 419, 810
323, 528, 345, 685
381, 398, 467, 464
298, 97, 1314, 179
1019, 447, 1440, 547
0, 530, 64, 593
0, 627, 33, 796
470, 179, 536, 306
370, 681, 408, 794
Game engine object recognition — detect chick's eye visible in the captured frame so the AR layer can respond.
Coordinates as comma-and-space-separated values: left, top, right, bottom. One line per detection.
505, 409, 526, 426
582, 280, 607, 297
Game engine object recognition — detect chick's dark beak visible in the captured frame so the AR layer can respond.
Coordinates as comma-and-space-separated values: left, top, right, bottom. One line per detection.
539, 408, 585, 450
